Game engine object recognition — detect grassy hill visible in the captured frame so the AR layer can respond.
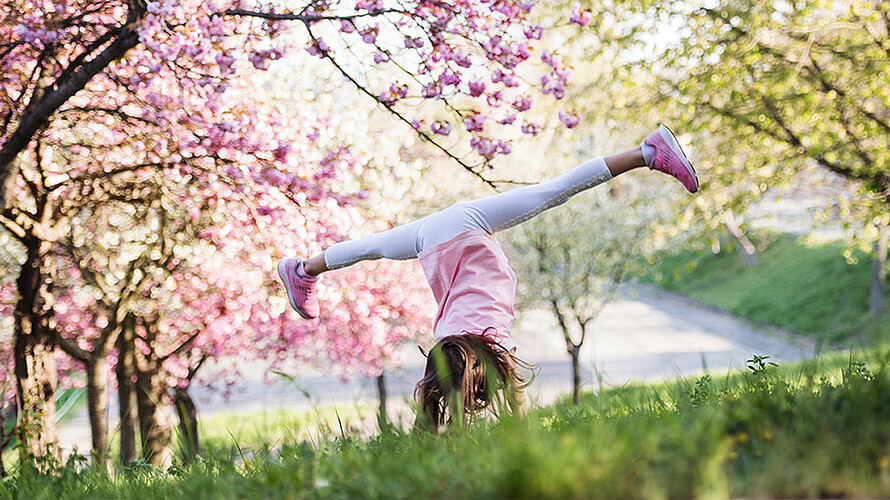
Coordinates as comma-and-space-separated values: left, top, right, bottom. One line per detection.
6, 349, 890, 499
646, 233, 890, 347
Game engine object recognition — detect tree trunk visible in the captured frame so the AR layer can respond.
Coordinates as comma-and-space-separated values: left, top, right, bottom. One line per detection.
0, 424, 12, 478
85, 358, 110, 470
870, 225, 887, 315
571, 346, 581, 406
376, 373, 388, 430
13, 236, 59, 464
725, 210, 758, 268
135, 355, 173, 469
116, 322, 138, 466
173, 387, 199, 463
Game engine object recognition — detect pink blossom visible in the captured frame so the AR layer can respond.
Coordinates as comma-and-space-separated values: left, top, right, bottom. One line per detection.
273, 143, 290, 162
339, 20, 355, 33
389, 83, 408, 98
373, 51, 390, 63
431, 121, 452, 135
468, 81, 486, 97
512, 95, 533, 111
541, 50, 557, 67
470, 136, 497, 159
215, 52, 236, 74
361, 27, 379, 44
513, 42, 531, 62
559, 110, 581, 128
404, 36, 424, 49
524, 23, 543, 40
421, 82, 441, 98
570, 4, 594, 27
355, 0, 384, 13
451, 52, 472, 68
306, 38, 330, 57
521, 122, 540, 135
438, 70, 460, 87
499, 114, 517, 125
464, 112, 485, 132
487, 91, 503, 107
248, 49, 282, 70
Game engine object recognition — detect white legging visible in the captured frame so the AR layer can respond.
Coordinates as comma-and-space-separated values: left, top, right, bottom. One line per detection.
324, 157, 612, 269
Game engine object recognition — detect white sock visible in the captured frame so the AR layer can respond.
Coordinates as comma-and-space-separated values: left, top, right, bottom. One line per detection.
640, 143, 656, 167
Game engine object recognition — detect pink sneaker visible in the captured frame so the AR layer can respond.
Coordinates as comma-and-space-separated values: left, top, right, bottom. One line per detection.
643, 124, 699, 193
277, 257, 319, 319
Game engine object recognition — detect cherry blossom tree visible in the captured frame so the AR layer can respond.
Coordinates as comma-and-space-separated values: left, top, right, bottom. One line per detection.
2, 0, 585, 464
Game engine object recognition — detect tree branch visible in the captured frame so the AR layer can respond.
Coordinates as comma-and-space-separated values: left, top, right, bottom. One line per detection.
187, 353, 209, 381
224, 8, 408, 22
550, 298, 578, 353
160, 331, 202, 362
56, 332, 91, 363
0, 210, 26, 241
0, 9, 144, 209
302, 23, 497, 189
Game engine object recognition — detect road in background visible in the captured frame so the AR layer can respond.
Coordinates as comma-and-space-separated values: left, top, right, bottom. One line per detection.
57, 282, 815, 454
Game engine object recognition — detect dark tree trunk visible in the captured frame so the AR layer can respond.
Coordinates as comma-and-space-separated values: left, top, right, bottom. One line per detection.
870, 226, 887, 315
376, 373, 388, 430
173, 387, 199, 463
85, 358, 110, 470
0, 421, 13, 478
135, 354, 173, 469
13, 236, 59, 463
570, 347, 581, 406
116, 322, 138, 465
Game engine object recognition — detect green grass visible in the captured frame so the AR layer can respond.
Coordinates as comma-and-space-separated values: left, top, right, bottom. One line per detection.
5, 348, 890, 499
647, 233, 890, 346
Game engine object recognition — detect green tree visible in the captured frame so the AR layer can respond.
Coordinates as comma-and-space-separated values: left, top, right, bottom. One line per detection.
505, 174, 671, 404
571, 0, 889, 310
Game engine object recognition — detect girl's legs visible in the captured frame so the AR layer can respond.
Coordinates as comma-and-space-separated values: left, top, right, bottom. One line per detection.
288, 124, 697, 317
303, 148, 645, 276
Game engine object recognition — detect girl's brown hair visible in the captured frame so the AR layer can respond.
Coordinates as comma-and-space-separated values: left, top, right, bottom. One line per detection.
414, 332, 535, 430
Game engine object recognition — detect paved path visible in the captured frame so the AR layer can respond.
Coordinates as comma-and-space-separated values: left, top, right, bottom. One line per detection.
58, 283, 815, 454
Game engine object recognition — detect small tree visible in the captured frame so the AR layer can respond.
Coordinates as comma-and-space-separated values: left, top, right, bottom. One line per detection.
506, 176, 669, 405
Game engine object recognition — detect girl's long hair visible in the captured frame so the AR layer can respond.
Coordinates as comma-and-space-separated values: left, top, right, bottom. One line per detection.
414, 331, 535, 429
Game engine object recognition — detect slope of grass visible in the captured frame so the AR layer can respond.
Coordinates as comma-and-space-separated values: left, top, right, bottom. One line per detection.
648, 234, 890, 346
5, 348, 890, 499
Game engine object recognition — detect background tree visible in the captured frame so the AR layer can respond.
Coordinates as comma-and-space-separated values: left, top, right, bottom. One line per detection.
506, 162, 674, 405
571, 0, 888, 307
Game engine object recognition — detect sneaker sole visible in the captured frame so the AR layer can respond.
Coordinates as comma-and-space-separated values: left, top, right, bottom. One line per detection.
277, 258, 313, 319
658, 124, 699, 192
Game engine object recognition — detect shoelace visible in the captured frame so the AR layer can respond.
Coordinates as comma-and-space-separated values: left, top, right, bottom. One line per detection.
292, 276, 315, 295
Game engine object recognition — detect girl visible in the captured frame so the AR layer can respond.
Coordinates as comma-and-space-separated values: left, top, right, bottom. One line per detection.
278, 124, 698, 428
